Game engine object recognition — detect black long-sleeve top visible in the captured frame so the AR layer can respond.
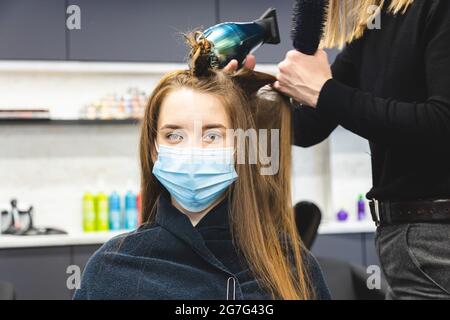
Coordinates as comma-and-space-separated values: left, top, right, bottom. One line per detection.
293, 0, 450, 201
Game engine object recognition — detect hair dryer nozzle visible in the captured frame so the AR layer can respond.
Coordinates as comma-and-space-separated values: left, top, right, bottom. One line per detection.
255, 8, 281, 45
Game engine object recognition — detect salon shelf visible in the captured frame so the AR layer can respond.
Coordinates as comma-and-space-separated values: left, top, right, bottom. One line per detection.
0, 230, 126, 249
0, 118, 141, 125
0, 60, 279, 75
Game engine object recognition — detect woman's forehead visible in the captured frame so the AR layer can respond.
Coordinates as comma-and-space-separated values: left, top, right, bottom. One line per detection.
158, 88, 231, 128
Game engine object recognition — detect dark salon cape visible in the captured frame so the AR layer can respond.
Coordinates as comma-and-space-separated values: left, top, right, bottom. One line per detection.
73, 195, 331, 300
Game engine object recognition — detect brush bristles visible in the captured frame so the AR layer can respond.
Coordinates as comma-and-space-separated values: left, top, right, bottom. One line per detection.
291, 0, 329, 55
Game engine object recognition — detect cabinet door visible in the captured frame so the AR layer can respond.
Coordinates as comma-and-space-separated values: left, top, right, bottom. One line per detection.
72, 244, 102, 271
69, 244, 102, 298
67, 0, 216, 62
0, 247, 72, 300
312, 234, 365, 266
364, 233, 380, 267
0, 0, 66, 60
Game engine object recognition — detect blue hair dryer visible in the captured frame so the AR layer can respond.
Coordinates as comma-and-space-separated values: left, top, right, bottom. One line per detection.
202, 8, 280, 69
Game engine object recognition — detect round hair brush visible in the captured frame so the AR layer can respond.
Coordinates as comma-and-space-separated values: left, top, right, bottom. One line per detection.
291, 0, 329, 55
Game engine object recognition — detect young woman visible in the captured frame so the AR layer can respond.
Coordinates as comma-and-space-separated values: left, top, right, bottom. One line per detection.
268, 0, 449, 299
74, 32, 331, 300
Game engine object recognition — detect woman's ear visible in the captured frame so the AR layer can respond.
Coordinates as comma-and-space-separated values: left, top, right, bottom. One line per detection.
231, 69, 277, 96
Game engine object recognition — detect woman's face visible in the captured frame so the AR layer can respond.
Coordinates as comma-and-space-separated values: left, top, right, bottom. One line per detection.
156, 88, 232, 149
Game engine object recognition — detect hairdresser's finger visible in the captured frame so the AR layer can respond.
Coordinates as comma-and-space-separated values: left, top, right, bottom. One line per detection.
273, 81, 292, 97
223, 59, 239, 73
243, 55, 256, 70
272, 81, 283, 92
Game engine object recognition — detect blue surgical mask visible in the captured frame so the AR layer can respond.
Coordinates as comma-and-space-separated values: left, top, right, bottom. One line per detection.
152, 145, 238, 213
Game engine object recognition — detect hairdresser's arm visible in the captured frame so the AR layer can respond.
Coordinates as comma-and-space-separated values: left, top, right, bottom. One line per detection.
315, 25, 450, 147
277, 46, 358, 147
275, 11, 450, 147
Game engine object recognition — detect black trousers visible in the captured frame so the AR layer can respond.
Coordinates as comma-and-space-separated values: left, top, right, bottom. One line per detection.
375, 222, 450, 299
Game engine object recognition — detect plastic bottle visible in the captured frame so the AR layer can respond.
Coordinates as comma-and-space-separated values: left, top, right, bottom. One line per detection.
136, 193, 142, 226
124, 190, 138, 230
96, 192, 109, 231
82, 192, 96, 232
357, 194, 366, 221
109, 192, 122, 230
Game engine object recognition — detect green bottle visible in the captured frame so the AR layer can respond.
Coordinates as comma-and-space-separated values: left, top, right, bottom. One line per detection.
82, 192, 96, 232
96, 192, 109, 231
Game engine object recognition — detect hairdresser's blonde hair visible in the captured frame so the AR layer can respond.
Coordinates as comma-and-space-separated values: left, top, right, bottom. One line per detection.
322, 0, 414, 48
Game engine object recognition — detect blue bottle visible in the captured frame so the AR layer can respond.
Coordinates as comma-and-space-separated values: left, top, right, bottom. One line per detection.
109, 192, 122, 230
125, 191, 138, 230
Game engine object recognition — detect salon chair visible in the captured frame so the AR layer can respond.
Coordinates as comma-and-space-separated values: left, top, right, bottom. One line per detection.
294, 201, 322, 249
294, 202, 389, 299
316, 257, 389, 300
0, 281, 16, 300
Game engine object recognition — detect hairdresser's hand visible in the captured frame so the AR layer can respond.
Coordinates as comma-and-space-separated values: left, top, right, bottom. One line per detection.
223, 54, 256, 73
274, 49, 332, 108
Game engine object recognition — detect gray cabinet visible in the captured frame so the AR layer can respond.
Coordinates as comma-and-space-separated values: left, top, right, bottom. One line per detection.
69, 244, 102, 298
67, 0, 216, 62
72, 244, 101, 271
0, 0, 66, 60
312, 234, 365, 266
312, 233, 379, 268
0, 0, 341, 63
364, 233, 380, 267
0, 247, 72, 300
0, 245, 101, 300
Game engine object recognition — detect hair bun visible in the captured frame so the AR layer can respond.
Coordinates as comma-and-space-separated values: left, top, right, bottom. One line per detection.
184, 30, 216, 77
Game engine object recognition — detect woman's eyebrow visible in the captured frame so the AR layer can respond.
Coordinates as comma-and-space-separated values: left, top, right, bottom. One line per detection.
203, 124, 227, 130
159, 123, 227, 130
159, 124, 183, 130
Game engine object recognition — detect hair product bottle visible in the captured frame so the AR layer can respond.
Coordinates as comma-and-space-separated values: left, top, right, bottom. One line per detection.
357, 194, 366, 221
95, 192, 109, 231
82, 192, 96, 232
109, 191, 122, 230
125, 191, 137, 230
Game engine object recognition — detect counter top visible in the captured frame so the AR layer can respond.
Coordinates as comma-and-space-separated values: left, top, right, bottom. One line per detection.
0, 221, 376, 249
0, 230, 125, 249
318, 220, 376, 235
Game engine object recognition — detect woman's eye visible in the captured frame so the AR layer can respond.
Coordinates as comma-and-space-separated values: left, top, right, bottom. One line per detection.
204, 131, 222, 143
166, 133, 183, 142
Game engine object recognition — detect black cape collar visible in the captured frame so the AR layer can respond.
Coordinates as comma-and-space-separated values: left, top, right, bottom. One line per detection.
155, 193, 233, 275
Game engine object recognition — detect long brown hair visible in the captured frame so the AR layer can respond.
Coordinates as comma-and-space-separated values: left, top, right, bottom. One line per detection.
322, 0, 414, 48
139, 31, 313, 300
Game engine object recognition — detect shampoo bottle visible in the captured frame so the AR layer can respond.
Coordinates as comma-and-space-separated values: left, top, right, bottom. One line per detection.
82, 192, 96, 232
96, 192, 109, 231
125, 190, 137, 230
109, 191, 122, 230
